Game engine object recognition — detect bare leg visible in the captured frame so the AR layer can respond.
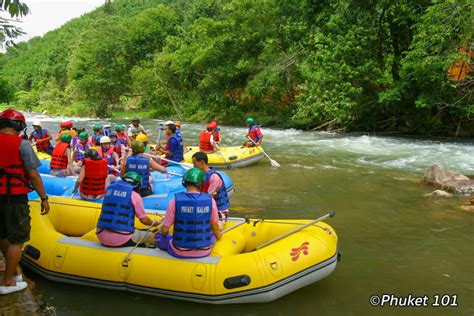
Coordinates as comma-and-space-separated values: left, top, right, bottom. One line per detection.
1, 242, 23, 286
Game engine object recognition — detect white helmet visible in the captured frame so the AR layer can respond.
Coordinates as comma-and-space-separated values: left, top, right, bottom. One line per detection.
33, 121, 42, 127
164, 120, 174, 126
100, 136, 111, 144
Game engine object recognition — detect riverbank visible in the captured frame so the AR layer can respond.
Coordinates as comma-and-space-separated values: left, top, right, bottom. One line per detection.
0, 254, 41, 315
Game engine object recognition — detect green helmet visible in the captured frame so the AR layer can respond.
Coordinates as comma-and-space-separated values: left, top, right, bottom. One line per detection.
60, 133, 72, 143
86, 149, 100, 160
78, 132, 89, 140
245, 117, 255, 125
115, 124, 125, 132
131, 140, 145, 153
182, 168, 205, 187
93, 124, 103, 131
123, 172, 142, 187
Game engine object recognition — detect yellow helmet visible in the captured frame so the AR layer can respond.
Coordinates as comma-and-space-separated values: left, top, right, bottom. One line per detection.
135, 133, 148, 142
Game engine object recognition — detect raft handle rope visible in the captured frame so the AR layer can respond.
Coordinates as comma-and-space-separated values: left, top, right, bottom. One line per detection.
252, 219, 333, 235
221, 218, 250, 234
122, 212, 162, 267
253, 211, 335, 251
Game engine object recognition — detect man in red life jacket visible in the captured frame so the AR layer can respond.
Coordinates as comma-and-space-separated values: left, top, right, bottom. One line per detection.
199, 124, 219, 153
244, 117, 263, 147
72, 149, 111, 201
50, 133, 74, 177
0, 109, 49, 295
28, 121, 53, 155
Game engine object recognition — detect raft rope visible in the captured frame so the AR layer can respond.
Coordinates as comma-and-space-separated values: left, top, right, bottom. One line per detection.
122, 212, 162, 267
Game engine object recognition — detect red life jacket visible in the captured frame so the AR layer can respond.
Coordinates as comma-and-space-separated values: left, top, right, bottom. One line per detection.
199, 130, 214, 152
247, 125, 262, 143
80, 158, 108, 195
113, 143, 122, 158
0, 133, 32, 195
32, 129, 51, 151
50, 142, 69, 169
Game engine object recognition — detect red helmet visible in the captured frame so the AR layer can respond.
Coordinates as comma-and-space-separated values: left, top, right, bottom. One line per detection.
207, 123, 214, 130
60, 121, 73, 128
0, 109, 26, 123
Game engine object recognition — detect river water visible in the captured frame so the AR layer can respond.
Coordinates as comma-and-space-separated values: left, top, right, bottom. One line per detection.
23, 114, 474, 315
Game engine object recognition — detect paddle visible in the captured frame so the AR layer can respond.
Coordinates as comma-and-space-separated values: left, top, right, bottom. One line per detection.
246, 136, 280, 167
254, 211, 335, 251
217, 151, 232, 169
143, 153, 193, 169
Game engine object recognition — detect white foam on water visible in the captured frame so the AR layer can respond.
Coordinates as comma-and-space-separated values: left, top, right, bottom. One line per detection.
26, 113, 474, 175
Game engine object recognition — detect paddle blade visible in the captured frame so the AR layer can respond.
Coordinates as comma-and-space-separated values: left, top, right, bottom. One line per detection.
270, 159, 281, 167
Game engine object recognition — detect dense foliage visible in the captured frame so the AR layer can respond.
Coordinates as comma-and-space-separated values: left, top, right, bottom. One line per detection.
0, 0, 473, 136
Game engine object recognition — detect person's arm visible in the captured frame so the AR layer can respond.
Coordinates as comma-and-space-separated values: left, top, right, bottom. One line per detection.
25, 169, 50, 215
255, 129, 263, 146
28, 134, 34, 141
120, 151, 131, 177
66, 148, 74, 173
140, 126, 147, 135
160, 199, 175, 235
210, 134, 219, 152
72, 167, 85, 193
150, 158, 167, 173
112, 152, 119, 166
39, 131, 52, 143
210, 199, 222, 239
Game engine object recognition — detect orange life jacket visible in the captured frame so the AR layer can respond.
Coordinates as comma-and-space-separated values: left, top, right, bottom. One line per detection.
199, 130, 214, 152
0, 133, 31, 195
50, 142, 69, 169
80, 158, 108, 196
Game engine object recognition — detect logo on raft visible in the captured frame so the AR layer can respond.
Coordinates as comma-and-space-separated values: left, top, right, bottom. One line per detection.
290, 241, 309, 261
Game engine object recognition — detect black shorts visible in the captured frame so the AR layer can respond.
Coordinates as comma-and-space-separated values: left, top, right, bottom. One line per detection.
0, 203, 31, 244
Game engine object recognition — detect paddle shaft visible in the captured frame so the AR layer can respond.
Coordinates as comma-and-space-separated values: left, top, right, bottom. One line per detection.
217, 151, 232, 169
143, 153, 192, 169
246, 136, 280, 166
254, 211, 335, 251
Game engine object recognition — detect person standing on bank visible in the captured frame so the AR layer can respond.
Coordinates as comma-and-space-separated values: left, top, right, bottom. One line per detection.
0, 109, 49, 295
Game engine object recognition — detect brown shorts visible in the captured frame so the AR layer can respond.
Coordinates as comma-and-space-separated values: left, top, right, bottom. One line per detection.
0, 203, 31, 244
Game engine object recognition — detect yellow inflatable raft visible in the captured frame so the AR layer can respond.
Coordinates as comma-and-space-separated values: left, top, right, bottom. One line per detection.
22, 197, 339, 304
184, 146, 264, 168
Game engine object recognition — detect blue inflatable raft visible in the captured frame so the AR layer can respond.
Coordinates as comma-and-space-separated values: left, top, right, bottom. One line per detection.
31, 161, 234, 211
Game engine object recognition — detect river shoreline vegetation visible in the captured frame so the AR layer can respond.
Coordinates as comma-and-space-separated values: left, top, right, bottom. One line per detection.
0, 0, 473, 136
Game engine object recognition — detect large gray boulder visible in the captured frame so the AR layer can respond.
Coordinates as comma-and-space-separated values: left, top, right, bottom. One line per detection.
422, 164, 474, 194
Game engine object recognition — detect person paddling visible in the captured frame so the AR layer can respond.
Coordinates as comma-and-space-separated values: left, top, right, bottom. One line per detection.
96, 172, 160, 247
29, 121, 53, 155
158, 123, 184, 165
192, 152, 230, 228
0, 109, 49, 295
157, 168, 222, 258
244, 117, 263, 147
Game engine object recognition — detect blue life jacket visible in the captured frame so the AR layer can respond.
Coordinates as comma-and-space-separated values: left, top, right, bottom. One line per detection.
125, 155, 150, 189
205, 169, 230, 211
74, 142, 89, 162
173, 192, 213, 249
168, 134, 184, 162
175, 129, 182, 138
97, 181, 135, 233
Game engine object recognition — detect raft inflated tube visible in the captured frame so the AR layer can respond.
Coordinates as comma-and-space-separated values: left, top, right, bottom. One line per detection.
30, 165, 235, 211
184, 146, 264, 169
22, 197, 339, 304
